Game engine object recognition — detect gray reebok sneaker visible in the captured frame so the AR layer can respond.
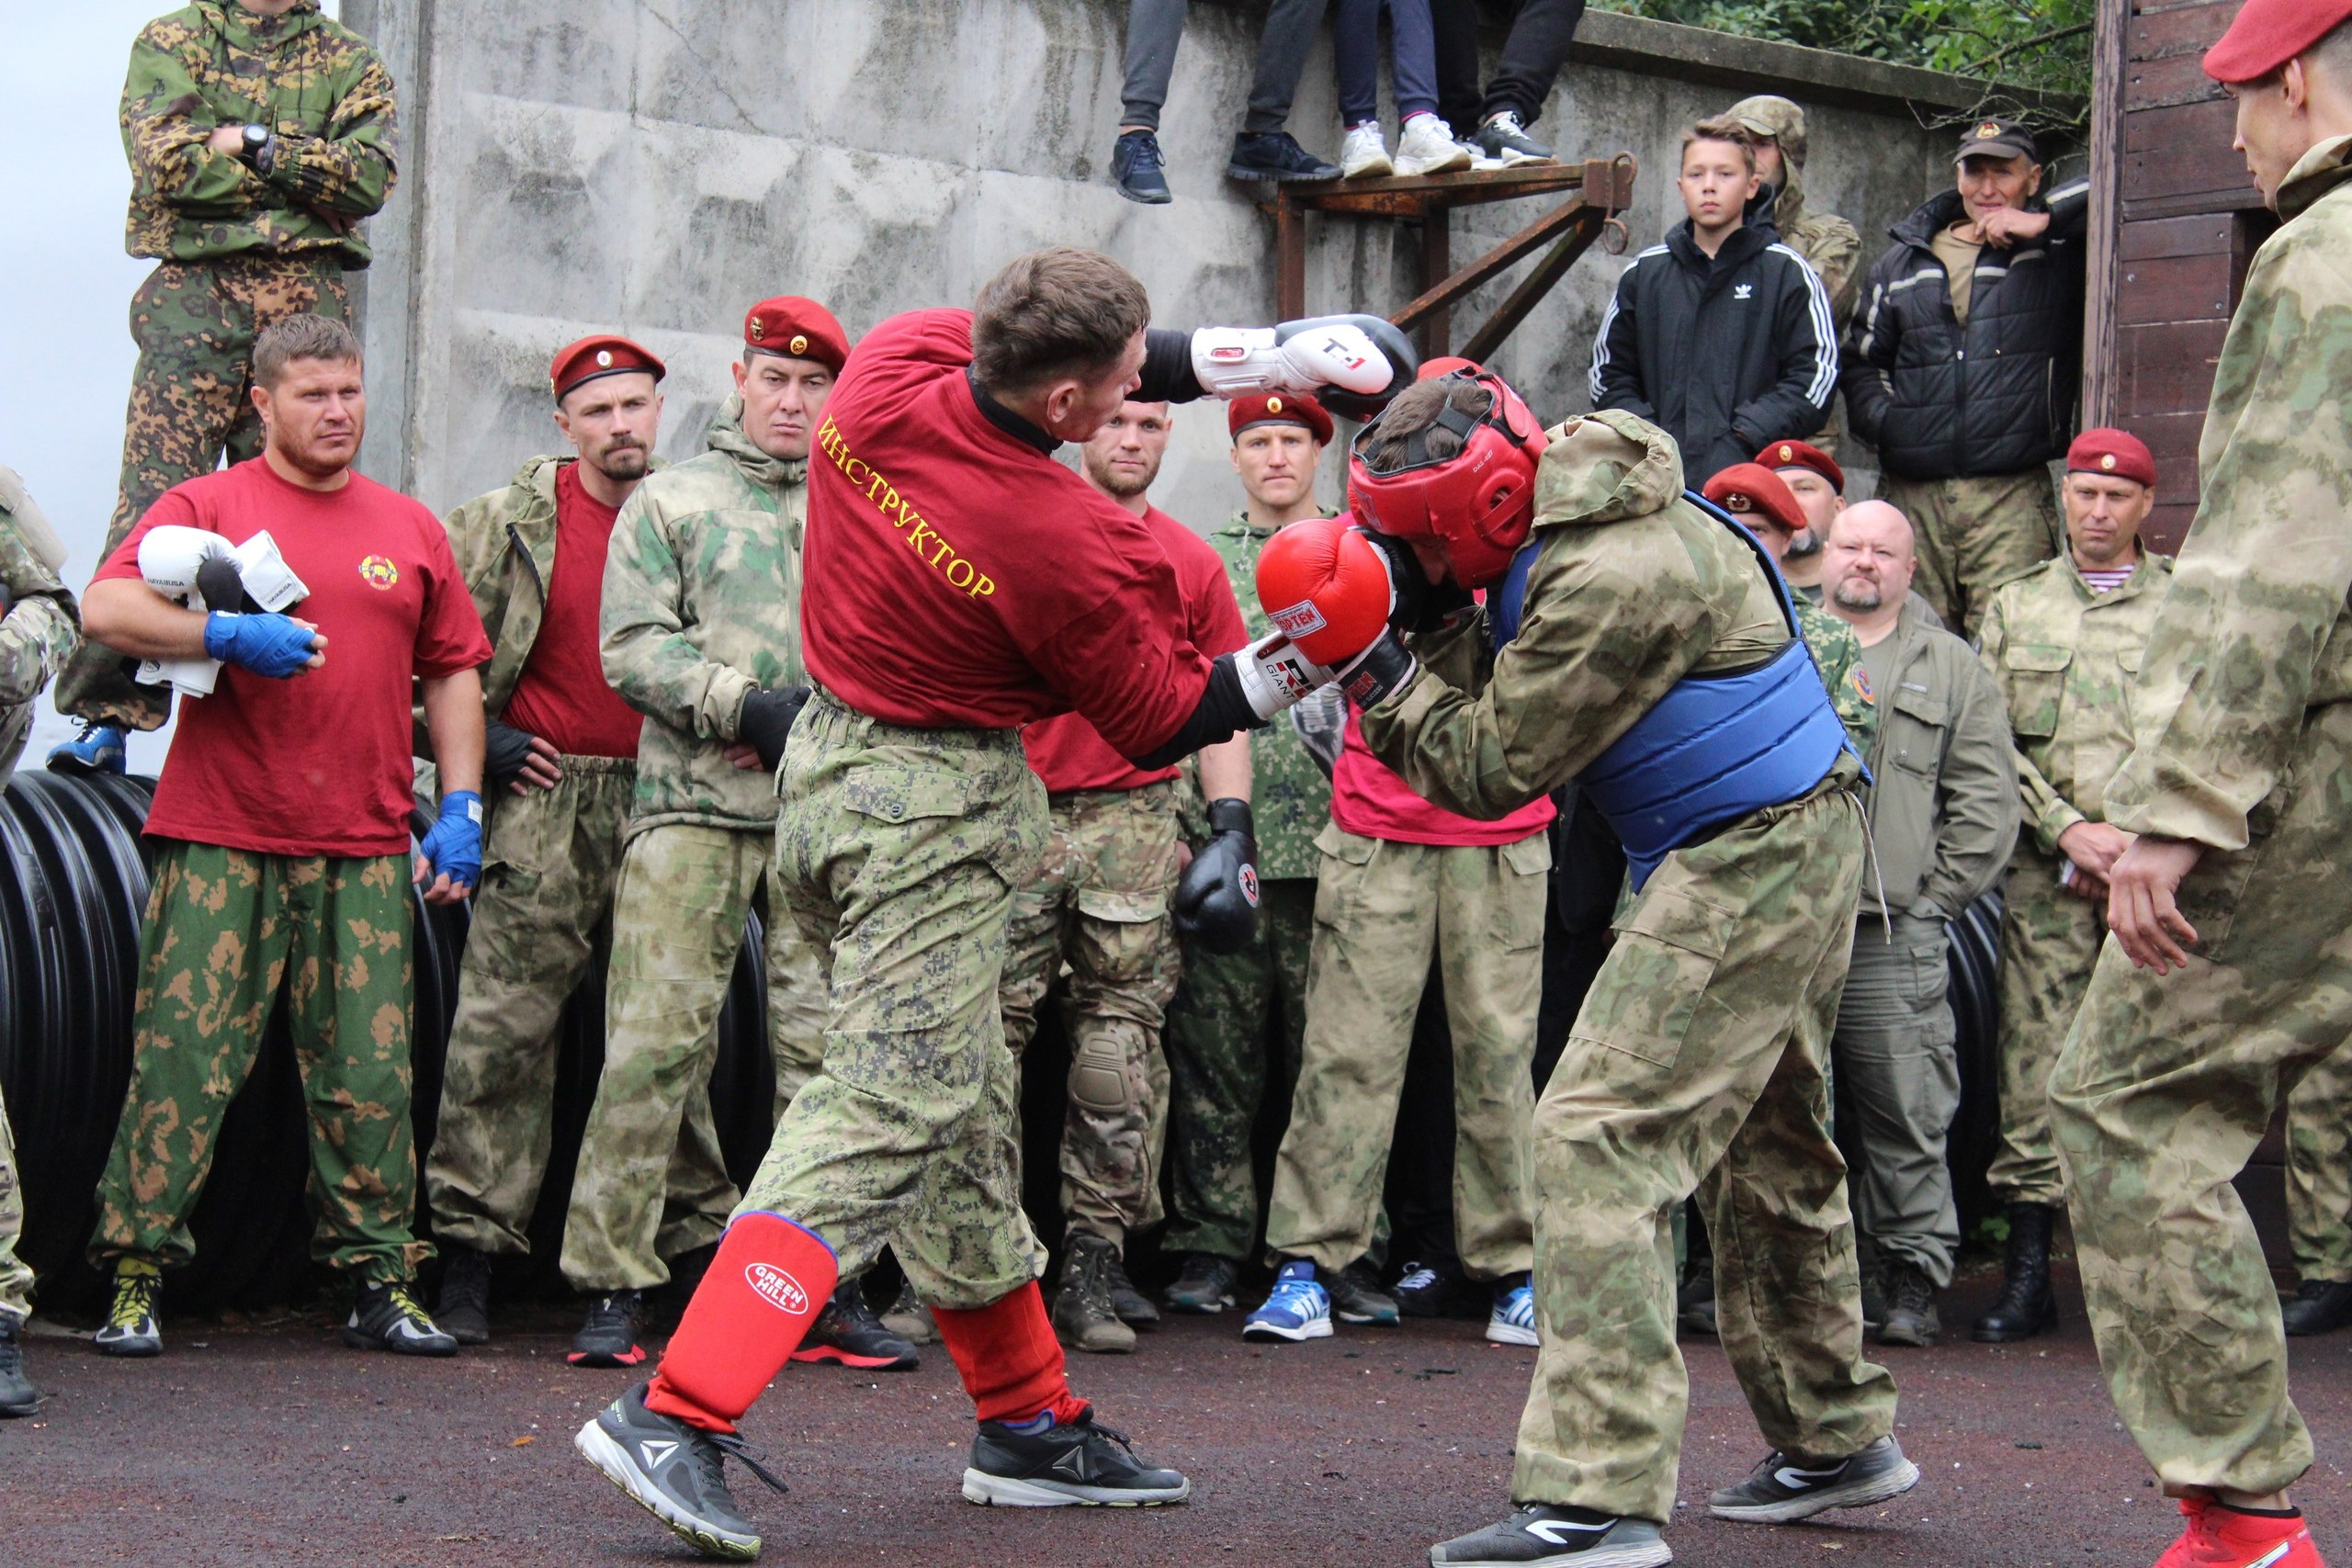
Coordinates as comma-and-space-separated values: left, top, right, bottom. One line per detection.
575, 1382, 786, 1561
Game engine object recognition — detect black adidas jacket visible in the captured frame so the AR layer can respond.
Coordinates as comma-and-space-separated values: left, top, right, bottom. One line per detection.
1587, 218, 1838, 485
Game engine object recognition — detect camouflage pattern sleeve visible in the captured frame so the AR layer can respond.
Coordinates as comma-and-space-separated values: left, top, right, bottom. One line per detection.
2105, 142, 2352, 851
1795, 593, 1876, 753
121, 18, 264, 219
0, 518, 81, 705
1977, 582, 2084, 853
599, 477, 756, 746
265, 51, 397, 218
1806, 216, 1865, 336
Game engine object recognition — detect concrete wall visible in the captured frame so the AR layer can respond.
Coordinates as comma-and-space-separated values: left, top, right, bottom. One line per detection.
343, 0, 2077, 525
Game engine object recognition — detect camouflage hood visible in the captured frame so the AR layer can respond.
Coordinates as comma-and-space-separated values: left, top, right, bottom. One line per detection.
2278, 132, 2352, 223
195, 0, 325, 51
1531, 410, 1686, 529
705, 394, 810, 491
1728, 95, 1815, 235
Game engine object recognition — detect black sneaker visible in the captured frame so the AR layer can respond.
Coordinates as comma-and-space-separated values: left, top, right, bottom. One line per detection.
435, 1245, 493, 1346
1876, 1261, 1939, 1348
963, 1410, 1192, 1506
1429, 1505, 1669, 1565
1707, 1435, 1921, 1523
1476, 109, 1555, 166
1329, 1258, 1400, 1325
1163, 1252, 1238, 1314
570, 1289, 651, 1368
2283, 1278, 2352, 1337
790, 1276, 919, 1371
1227, 130, 1340, 183
574, 1382, 786, 1562
0, 1313, 40, 1417
93, 1258, 163, 1358
345, 1281, 459, 1357
1395, 1258, 1482, 1319
1102, 1248, 1160, 1326
1112, 129, 1171, 204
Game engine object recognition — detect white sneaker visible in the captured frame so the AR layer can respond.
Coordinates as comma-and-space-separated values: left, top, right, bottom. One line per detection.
1455, 138, 1506, 173
1340, 121, 1393, 179
1396, 114, 1471, 177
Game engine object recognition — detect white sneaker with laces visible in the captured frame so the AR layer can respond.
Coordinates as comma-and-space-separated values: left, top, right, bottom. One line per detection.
1340, 121, 1393, 179
1396, 114, 1471, 176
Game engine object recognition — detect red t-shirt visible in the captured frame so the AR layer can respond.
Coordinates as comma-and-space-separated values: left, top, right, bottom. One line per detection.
500, 464, 645, 759
97, 457, 492, 857
1023, 505, 1250, 793
799, 309, 1213, 757
1330, 708, 1557, 846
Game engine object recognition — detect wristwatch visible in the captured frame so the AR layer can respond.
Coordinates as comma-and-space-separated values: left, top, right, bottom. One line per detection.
238, 122, 276, 174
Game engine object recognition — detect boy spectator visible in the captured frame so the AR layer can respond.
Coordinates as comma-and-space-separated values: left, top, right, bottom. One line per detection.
1111, 0, 1340, 202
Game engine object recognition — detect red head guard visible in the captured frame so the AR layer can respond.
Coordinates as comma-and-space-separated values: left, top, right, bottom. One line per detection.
1347, 364, 1547, 589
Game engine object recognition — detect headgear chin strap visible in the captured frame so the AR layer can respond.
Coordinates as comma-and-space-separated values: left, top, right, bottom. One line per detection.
1347, 367, 1547, 590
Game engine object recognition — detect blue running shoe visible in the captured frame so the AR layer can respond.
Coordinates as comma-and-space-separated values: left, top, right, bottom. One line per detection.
1487, 1273, 1538, 1347
48, 720, 127, 775
1242, 1259, 1331, 1342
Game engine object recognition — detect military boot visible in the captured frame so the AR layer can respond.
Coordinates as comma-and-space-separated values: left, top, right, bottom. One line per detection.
1973, 1202, 2058, 1343
1052, 1233, 1136, 1354
1877, 1260, 1940, 1348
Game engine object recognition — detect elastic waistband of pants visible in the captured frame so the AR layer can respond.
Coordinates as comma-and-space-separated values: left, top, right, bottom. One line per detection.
805, 683, 1025, 754
548, 753, 638, 776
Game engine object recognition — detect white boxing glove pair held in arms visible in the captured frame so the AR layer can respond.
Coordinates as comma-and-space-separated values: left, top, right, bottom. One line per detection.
134, 525, 315, 694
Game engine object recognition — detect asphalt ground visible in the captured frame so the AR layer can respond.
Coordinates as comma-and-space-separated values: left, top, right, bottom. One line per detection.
7, 1262, 2348, 1568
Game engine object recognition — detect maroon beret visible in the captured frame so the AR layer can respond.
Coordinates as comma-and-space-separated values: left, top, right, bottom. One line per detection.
1703, 464, 1807, 537
550, 334, 664, 401
1227, 391, 1333, 446
2205, 0, 2352, 85
2066, 428, 2157, 489
743, 297, 849, 371
1758, 438, 1845, 495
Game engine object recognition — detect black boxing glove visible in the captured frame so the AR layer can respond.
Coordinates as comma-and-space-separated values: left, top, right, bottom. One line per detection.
194, 554, 264, 615
1174, 797, 1261, 955
482, 720, 543, 793
738, 685, 812, 773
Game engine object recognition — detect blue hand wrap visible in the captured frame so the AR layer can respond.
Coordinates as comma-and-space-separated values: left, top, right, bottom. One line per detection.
418, 791, 483, 893
202, 611, 318, 680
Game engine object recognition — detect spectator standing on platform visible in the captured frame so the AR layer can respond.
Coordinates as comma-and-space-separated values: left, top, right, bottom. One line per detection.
1110, 0, 1341, 203
1334, 0, 1474, 179
1432, 0, 1586, 168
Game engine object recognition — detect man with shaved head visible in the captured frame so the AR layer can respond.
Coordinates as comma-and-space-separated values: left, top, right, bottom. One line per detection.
1821, 501, 2018, 1348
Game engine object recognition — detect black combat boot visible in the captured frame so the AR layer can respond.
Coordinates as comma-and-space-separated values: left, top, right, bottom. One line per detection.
1972, 1202, 2058, 1343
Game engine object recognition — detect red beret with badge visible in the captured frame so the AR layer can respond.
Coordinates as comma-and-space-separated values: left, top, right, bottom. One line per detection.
2065, 428, 2157, 489
2205, 0, 2352, 85
1227, 390, 1334, 446
1757, 438, 1846, 495
550, 334, 665, 402
743, 297, 850, 371
1703, 463, 1808, 538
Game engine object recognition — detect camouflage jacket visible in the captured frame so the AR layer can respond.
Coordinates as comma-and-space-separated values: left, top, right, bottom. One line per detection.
0, 497, 82, 774
440, 456, 566, 728
601, 399, 808, 837
1732, 96, 1862, 333
1360, 409, 1862, 820
1209, 513, 1332, 879
122, 0, 397, 267
2106, 134, 2352, 852
1979, 550, 2174, 855
1795, 592, 1876, 754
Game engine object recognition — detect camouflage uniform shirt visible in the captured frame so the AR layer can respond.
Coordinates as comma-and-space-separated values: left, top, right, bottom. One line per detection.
1795, 592, 1876, 753
0, 492, 80, 774
1209, 513, 1332, 876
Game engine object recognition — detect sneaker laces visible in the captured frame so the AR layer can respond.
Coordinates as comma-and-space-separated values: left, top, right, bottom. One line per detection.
1490, 110, 1528, 135
585, 1290, 642, 1330
1263, 1272, 1322, 1314
1397, 1264, 1440, 1292
1122, 131, 1164, 169
702, 1428, 789, 1497
108, 1270, 162, 1328
385, 1283, 435, 1327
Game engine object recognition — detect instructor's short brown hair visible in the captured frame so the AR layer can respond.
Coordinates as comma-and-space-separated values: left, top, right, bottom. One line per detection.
971, 248, 1151, 396
253, 314, 363, 389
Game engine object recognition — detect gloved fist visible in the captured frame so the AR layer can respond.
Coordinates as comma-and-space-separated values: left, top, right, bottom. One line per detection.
1232, 628, 1332, 721
1289, 685, 1347, 780
1174, 797, 1260, 954
1256, 515, 1396, 667
194, 555, 261, 615
737, 685, 812, 773
484, 720, 552, 793
139, 525, 234, 604
1333, 630, 1419, 709
1190, 314, 1418, 422
417, 790, 483, 897
202, 610, 322, 679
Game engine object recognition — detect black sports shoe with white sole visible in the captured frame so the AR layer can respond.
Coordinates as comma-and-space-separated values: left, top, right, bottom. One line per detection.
1706, 1435, 1920, 1523
574, 1382, 786, 1562
1429, 1505, 1670, 1566
345, 1282, 458, 1357
963, 1412, 1192, 1507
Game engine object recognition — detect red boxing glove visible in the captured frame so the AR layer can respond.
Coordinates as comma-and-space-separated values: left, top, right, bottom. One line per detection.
1255, 516, 1394, 668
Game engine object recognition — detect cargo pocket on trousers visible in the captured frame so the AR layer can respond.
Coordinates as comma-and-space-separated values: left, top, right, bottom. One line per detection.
836, 764, 986, 1093
1498, 830, 1554, 953
1571, 884, 1739, 1070
1310, 821, 1380, 934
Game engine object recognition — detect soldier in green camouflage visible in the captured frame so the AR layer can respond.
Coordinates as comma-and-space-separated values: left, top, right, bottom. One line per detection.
0, 469, 83, 773
1159, 393, 1338, 1315
1725, 97, 1863, 454
54, 0, 396, 750
2048, 31, 2352, 1556
2282, 1047, 2352, 1336
1972, 428, 2172, 1345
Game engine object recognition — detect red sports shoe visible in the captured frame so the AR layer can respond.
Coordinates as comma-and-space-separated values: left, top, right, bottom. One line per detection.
2154, 1498, 2328, 1568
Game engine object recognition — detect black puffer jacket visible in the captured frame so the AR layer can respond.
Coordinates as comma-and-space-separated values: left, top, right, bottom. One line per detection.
1843, 181, 2089, 479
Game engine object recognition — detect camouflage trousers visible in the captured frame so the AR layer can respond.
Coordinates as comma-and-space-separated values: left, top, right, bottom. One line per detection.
999, 783, 1182, 1246
0, 1078, 28, 1320
2285, 1043, 2352, 1284
1516, 784, 1895, 1522
58, 255, 350, 729
560, 820, 826, 1292
1881, 468, 2062, 643
2053, 701, 2352, 1496
1265, 825, 1545, 1279
1160, 877, 1317, 1262
741, 691, 1048, 1310
87, 841, 427, 1283
1830, 911, 1962, 1286
1988, 840, 2104, 1207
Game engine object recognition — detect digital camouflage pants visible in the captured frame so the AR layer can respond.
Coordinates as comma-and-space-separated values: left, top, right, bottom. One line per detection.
2285, 1043, 2352, 1285
1988, 839, 2103, 1208
2054, 702, 2352, 1498
1159, 877, 1317, 1263
744, 693, 1048, 1310
59, 255, 350, 729
87, 842, 428, 1283
0, 1079, 29, 1320
1516, 783, 1895, 1523
1265, 825, 1544, 1280
1881, 468, 2062, 643
998, 783, 1182, 1247
560, 818, 826, 1292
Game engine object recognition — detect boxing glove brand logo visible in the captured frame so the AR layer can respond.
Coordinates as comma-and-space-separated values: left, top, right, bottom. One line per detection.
1317, 333, 1368, 371
1238, 864, 1261, 908
1269, 599, 1329, 638
357, 555, 400, 591
744, 1262, 809, 1315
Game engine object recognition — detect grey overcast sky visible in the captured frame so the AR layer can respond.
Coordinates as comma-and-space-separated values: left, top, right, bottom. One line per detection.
0, 2, 338, 769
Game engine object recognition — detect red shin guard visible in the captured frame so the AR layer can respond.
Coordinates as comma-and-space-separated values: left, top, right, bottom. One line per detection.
644, 1213, 837, 1433
932, 1280, 1090, 1426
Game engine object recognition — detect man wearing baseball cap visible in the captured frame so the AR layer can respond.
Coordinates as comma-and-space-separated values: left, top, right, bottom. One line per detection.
424, 333, 693, 1344
1844, 116, 2091, 639
2047, 9, 2352, 1564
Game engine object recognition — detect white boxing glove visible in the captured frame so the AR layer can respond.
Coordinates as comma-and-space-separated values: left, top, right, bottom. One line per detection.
135, 656, 223, 697
1233, 628, 1334, 721
138, 525, 235, 605
230, 530, 309, 613
1188, 314, 1417, 419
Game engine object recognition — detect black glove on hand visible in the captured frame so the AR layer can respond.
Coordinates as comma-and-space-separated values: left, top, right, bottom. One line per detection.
739, 685, 812, 773
483, 720, 543, 793
194, 555, 263, 615
1174, 797, 1261, 955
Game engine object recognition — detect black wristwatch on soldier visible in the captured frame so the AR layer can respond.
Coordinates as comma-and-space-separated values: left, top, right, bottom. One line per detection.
238, 122, 277, 175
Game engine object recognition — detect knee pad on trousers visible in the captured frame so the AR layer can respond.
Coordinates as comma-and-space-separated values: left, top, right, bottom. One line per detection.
644, 1212, 837, 1433
1069, 1037, 1133, 1116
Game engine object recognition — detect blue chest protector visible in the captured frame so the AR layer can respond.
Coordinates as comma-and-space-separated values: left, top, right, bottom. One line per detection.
1491, 491, 1861, 890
